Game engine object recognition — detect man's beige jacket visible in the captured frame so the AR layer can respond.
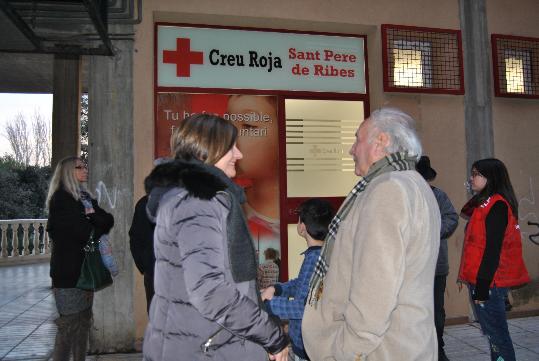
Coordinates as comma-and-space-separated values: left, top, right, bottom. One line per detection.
303, 171, 441, 361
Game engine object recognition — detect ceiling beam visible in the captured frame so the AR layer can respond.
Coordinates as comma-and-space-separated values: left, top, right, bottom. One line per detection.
0, 0, 42, 51
82, 0, 114, 55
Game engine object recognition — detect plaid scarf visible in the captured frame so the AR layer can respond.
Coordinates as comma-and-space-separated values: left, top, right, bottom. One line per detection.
307, 152, 417, 306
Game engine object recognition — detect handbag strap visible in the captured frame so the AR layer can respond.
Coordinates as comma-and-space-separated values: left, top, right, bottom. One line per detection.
83, 228, 96, 252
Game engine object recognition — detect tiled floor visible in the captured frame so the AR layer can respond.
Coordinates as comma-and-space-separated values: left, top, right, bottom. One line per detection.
0, 262, 56, 361
1, 262, 538, 360
444, 317, 539, 360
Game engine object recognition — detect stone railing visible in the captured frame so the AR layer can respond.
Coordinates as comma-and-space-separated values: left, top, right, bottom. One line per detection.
0, 219, 50, 265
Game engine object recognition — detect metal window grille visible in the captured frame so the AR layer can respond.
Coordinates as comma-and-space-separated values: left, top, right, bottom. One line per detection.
382, 24, 464, 94
492, 34, 539, 98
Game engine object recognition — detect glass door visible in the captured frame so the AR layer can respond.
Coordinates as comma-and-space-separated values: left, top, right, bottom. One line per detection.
282, 99, 365, 278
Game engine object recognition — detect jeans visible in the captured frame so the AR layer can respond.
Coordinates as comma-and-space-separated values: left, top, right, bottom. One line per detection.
470, 285, 516, 361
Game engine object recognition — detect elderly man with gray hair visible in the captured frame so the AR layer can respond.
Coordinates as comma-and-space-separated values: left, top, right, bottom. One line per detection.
302, 107, 441, 361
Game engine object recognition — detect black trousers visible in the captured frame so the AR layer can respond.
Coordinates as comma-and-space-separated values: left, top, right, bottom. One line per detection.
434, 274, 447, 351
144, 272, 155, 314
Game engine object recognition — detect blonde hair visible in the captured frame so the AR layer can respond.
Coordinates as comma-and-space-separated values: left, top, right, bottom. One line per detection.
170, 113, 237, 165
46, 157, 87, 208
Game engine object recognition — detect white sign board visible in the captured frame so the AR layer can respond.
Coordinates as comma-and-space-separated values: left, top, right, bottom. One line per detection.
157, 25, 366, 93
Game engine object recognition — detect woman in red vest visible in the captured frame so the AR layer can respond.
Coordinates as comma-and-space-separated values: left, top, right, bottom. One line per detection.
458, 158, 530, 361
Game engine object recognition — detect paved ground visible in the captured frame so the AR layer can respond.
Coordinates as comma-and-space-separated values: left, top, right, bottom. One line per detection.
0, 262, 538, 360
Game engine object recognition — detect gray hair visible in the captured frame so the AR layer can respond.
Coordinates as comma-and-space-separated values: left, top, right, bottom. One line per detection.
367, 107, 422, 160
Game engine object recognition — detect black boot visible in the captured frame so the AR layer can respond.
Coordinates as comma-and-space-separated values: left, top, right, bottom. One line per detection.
439, 349, 450, 361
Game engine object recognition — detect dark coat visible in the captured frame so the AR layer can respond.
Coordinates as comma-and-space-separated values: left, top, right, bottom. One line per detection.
142, 160, 287, 361
129, 195, 155, 276
47, 187, 114, 288
431, 186, 458, 276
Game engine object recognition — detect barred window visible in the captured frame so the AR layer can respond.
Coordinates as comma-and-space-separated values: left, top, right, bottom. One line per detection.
492, 34, 539, 98
393, 40, 432, 87
382, 24, 464, 94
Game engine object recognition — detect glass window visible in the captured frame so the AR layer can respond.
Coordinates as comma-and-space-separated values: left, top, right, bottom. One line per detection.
285, 99, 363, 198
393, 40, 432, 88
504, 49, 532, 94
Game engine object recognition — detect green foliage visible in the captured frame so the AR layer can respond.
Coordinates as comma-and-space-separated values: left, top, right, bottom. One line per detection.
80, 93, 89, 162
0, 155, 51, 219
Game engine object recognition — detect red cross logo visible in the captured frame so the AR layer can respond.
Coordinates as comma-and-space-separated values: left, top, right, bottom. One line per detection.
163, 38, 204, 77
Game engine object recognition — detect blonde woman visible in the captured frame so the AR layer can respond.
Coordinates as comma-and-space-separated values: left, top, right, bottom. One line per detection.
46, 157, 114, 361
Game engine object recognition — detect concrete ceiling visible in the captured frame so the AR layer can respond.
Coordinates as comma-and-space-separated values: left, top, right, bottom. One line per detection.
0, 53, 90, 93
0, 0, 139, 94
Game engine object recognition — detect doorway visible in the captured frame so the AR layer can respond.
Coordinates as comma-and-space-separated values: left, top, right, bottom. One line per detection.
281, 99, 365, 278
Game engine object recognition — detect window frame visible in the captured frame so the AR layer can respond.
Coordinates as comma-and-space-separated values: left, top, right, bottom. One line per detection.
382, 24, 465, 95
492, 34, 539, 99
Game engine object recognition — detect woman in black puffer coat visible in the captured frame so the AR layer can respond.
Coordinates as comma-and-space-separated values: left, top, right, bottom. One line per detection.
46, 156, 114, 361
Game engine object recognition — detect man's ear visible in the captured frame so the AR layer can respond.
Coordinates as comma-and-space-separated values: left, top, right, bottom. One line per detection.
375, 131, 391, 153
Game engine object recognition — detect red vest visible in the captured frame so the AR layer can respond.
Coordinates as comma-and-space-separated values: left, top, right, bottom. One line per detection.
458, 194, 530, 288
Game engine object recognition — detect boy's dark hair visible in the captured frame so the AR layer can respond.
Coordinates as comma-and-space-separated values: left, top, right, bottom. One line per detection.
298, 198, 334, 241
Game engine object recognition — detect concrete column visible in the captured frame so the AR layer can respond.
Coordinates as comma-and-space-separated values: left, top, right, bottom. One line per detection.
459, 0, 494, 171
87, 24, 135, 352
51, 54, 81, 169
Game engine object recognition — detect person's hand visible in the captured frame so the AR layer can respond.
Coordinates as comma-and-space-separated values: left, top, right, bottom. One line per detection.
269, 347, 288, 361
261, 286, 275, 301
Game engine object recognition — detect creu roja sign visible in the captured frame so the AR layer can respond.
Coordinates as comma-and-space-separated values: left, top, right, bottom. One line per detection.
157, 24, 366, 93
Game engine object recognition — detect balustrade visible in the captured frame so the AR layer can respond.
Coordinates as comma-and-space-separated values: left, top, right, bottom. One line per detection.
0, 219, 50, 264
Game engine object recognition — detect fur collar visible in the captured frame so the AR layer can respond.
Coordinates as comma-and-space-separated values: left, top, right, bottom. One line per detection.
146, 159, 227, 200
145, 160, 229, 221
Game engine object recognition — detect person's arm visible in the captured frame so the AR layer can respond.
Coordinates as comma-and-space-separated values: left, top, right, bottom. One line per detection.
474, 201, 507, 301
266, 251, 317, 320
47, 191, 93, 248
179, 196, 288, 355
274, 277, 299, 298
332, 179, 422, 360
129, 196, 151, 274
434, 188, 459, 239
88, 199, 114, 236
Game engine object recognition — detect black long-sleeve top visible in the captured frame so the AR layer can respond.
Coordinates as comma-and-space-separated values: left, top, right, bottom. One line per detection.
473, 201, 508, 301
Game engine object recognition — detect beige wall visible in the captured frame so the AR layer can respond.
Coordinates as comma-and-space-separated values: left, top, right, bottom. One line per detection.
132, 0, 539, 339
488, 0, 539, 312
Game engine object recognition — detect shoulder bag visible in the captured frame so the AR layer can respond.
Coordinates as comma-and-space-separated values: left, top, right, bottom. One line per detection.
76, 230, 113, 291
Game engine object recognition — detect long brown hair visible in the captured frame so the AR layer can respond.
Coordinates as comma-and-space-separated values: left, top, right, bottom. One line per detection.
472, 158, 519, 218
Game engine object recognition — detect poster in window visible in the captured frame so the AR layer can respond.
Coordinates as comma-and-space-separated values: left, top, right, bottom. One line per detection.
156, 93, 281, 267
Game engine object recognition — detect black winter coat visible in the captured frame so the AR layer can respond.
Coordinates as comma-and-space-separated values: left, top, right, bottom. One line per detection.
128, 195, 155, 276
47, 187, 114, 288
